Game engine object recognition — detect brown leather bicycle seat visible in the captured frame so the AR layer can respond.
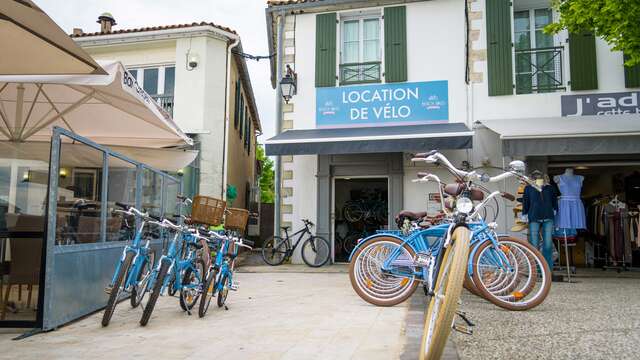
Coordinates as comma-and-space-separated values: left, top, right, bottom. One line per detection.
443, 183, 464, 196
470, 188, 484, 201
395, 210, 427, 221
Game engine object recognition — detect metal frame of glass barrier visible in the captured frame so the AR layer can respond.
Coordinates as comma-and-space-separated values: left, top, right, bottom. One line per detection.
3, 126, 183, 330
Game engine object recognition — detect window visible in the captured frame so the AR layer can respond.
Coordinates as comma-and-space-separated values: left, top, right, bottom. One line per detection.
126, 66, 175, 96
514, 8, 564, 94
339, 14, 382, 84
234, 81, 241, 129
239, 96, 245, 138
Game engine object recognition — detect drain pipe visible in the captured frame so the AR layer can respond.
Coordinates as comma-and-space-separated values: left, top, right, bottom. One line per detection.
221, 35, 241, 201
273, 12, 285, 239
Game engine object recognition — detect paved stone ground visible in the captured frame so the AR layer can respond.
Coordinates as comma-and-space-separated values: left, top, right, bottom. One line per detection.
452, 271, 640, 360
0, 271, 408, 360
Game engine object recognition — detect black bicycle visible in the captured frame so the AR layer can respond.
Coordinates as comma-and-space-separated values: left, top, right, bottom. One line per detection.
261, 219, 330, 267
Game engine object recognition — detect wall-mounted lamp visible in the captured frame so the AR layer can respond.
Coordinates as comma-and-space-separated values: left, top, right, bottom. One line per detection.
22, 171, 30, 182
186, 51, 199, 71
59, 168, 68, 179
280, 64, 297, 104
177, 168, 184, 176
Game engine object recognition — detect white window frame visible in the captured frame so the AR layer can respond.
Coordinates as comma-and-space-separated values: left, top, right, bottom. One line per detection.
511, 6, 566, 93
337, 8, 385, 85
339, 13, 382, 65
127, 64, 176, 95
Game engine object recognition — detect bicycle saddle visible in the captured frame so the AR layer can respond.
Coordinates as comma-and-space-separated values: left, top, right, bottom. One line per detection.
395, 210, 427, 221
281, 226, 290, 231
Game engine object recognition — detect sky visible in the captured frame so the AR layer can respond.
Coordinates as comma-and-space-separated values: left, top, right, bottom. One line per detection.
37, 0, 276, 142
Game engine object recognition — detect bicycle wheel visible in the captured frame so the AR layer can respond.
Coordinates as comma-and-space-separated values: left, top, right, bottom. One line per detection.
140, 260, 170, 326
301, 236, 330, 267
420, 227, 471, 360
198, 267, 218, 318
343, 203, 364, 223
471, 237, 551, 311
261, 236, 288, 266
348, 236, 419, 306
217, 273, 230, 307
342, 232, 361, 256
180, 259, 205, 311
131, 251, 155, 308
102, 252, 134, 327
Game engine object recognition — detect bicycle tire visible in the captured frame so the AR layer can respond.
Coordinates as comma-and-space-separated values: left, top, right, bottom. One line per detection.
140, 260, 170, 326
179, 259, 205, 311
217, 273, 230, 307
420, 227, 471, 360
261, 236, 288, 266
198, 267, 218, 317
348, 236, 419, 306
301, 236, 330, 267
343, 203, 364, 223
102, 251, 134, 327
131, 251, 155, 308
471, 237, 551, 311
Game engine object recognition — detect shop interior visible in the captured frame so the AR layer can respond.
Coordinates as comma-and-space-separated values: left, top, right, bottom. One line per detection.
523, 154, 640, 272
333, 178, 388, 262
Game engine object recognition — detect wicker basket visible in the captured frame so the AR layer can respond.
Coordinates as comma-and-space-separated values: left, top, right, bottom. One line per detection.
225, 208, 250, 232
191, 196, 226, 226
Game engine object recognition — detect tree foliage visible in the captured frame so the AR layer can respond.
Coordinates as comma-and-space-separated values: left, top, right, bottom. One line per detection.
546, 0, 640, 66
256, 144, 275, 203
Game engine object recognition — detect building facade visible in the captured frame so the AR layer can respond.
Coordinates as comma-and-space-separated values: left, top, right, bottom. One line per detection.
73, 15, 262, 209
265, 0, 640, 265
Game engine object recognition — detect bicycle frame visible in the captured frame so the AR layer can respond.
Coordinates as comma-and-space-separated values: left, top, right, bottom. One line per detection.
282, 225, 313, 254
148, 230, 202, 296
109, 218, 154, 290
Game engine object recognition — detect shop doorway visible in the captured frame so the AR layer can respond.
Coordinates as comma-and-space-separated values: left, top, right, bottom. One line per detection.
541, 154, 640, 270
332, 177, 389, 263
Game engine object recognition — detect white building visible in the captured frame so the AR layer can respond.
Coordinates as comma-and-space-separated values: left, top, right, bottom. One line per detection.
264, 0, 640, 265
73, 14, 262, 209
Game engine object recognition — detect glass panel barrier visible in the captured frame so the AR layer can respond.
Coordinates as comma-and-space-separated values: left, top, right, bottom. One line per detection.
106, 155, 137, 242
0, 142, 49, 323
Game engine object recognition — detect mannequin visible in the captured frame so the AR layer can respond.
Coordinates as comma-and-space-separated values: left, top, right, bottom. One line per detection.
523, 170, 558, 268
554, 168, 586, 230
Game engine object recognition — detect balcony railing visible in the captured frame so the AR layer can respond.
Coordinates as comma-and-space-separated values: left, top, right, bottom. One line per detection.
339, 61, 382, 85
152, 94, 174, 116
514, 46, 565, 94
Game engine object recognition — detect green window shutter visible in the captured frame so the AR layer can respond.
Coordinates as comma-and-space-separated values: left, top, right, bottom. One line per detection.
485, 0, 513, 96
315, 13, 337, 87
624, 54, 640, 88
239, 96, 244, 138
569, 32, 598, 90
384, 6, 407, 83
234, 80, 240, 129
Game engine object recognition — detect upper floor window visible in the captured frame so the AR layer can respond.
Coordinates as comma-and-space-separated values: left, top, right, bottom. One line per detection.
128, 65, 175, 115
340, 13, 382, 85
513, 8, 564, 94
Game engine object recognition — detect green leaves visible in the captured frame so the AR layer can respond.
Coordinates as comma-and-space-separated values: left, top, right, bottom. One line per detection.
546, 0, 640, 66
256, 144, 275, 204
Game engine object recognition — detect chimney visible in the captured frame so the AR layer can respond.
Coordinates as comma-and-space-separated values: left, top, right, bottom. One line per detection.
72, 28, 83, 36
97, 12, 116, 33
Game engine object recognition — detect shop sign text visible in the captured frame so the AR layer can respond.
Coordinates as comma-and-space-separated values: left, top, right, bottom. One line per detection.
316, 81, 448, 128
561, 91, 640, 116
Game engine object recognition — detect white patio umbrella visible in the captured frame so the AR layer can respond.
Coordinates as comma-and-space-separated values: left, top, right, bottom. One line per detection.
0, 0, 105, 75
0, 60, 192, 148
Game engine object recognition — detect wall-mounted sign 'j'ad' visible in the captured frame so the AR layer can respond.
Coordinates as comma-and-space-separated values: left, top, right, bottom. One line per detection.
316, 80, 448, 128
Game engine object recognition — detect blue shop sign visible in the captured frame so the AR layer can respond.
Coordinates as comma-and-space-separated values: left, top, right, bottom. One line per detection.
316, 80, 448, 128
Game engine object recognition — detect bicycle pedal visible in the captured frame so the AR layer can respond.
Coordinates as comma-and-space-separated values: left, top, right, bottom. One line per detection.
104, 286, 112, 295
455, 310, 475, 327
230, 283, 239, 291
452, 323, 473, 335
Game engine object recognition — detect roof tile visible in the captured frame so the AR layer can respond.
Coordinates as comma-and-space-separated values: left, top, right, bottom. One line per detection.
70, 21, 236, 38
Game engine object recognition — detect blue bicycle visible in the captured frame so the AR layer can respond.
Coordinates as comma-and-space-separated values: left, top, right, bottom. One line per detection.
102, 203, 157, 327
198, 230, 253, 317
139, 218, 207, 326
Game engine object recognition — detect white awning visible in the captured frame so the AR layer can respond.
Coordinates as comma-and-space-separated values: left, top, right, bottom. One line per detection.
0, 60, 192, 148
0, 0, 105, 75
478, 114, 640, 156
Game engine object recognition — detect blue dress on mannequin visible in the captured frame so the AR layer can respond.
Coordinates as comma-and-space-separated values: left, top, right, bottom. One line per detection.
554, 173, 586, 229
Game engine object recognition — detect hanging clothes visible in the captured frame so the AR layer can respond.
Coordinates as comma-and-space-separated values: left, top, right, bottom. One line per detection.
555, 174, 587, 229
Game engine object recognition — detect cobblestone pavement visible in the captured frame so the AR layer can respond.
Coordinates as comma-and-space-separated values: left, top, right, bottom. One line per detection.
0, 271, 407, 360
452, 272, 640, 360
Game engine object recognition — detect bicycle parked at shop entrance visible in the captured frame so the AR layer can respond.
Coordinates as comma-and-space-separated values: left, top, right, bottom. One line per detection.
261, 219, 330, 267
